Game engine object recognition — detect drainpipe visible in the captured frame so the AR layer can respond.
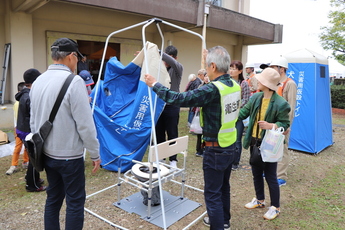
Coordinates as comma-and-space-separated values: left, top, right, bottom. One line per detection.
201, 3, 209, 69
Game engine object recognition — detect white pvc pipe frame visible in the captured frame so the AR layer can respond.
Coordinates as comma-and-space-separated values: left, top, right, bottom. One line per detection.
88, 18, 206, 230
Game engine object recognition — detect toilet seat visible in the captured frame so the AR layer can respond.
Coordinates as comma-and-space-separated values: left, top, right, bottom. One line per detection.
131, 162, 170, 181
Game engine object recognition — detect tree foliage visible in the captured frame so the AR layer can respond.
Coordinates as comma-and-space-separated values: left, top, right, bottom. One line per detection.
319, 0, 345, 65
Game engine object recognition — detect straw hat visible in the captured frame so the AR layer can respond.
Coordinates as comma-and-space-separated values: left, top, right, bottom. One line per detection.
255, 68, 281, 91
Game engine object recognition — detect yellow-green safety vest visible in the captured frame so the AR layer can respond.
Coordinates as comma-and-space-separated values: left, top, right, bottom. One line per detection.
201, 80, 241, 147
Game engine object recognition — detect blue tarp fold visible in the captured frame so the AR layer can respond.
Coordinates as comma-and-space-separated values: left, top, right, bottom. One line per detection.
90, 44, 167, 171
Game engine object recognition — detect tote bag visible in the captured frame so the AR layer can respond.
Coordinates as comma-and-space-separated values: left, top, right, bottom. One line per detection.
260, 127, 285, 162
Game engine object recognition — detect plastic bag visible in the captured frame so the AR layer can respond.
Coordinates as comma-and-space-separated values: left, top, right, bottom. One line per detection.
260, 127, 285, 162
190, 110, 202, 134
243, 117, 250, 127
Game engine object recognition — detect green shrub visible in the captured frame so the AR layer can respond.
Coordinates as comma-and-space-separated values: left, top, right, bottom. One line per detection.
331, 85, 345, 109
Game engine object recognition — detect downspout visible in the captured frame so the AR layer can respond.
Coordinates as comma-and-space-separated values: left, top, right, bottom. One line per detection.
201, 3, 209, 69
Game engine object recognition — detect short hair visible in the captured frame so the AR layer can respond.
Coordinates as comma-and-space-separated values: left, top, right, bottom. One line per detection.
165, 45, 178, 58
23, 68, 41, 84
230, 60, 244, 83
17, 82, 25, 92
206, 46, 230, 73
51, 51, 71, 61
188, 74, 196, 82
198, 69, 207, 76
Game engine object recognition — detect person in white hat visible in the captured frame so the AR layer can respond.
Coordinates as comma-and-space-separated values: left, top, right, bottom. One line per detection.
238, 68, 291, 220
245, 62, 259, 95
269, 56, 297, 187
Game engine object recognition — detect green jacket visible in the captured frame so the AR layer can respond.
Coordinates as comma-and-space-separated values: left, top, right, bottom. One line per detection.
239, 92, 291, 149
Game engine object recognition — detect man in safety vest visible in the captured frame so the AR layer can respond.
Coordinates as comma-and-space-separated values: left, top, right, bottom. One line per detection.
269, 57, 297, 187
145, 46, 240, 230
245, 62, 259, 95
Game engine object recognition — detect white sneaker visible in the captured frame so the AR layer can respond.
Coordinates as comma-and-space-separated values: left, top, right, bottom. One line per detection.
6, 166, 18, 175
169, 160, 177, 168
244, 197, 266, 209
263, 206, 280, 220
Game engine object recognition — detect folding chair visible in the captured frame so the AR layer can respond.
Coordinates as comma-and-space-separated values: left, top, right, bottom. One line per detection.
117, 135, 189, 217
112, 135, 206, 229
85, 18, 207, 229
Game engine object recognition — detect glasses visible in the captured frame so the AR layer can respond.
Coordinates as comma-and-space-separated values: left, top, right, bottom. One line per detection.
68, 52, 78, 58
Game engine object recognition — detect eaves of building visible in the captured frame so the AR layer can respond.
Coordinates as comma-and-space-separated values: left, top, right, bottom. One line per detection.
11, 0, 282, 45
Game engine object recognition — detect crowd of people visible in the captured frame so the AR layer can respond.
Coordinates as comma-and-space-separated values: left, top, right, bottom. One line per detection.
145, 46, 296, 229
5, 37, 297, 229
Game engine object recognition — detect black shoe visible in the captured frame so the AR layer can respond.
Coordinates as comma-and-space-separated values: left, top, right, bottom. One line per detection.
26, 186, 46, 192
195, 152, 203, 157
232, 164, 239, 170
203, 217, 230, 230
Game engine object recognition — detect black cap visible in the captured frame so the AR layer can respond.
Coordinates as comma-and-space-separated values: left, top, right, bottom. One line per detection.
23, 68, 41, 84
260, 63, 270, 70
51, 38, 83, 58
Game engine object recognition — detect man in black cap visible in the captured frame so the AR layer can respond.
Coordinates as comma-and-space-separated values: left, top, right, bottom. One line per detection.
30, 38, 101, 230
15, 68, 46, 192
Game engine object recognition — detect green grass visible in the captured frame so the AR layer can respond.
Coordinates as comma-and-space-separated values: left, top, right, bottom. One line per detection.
1, 110, 345, 229
332, 112, 345, 125
278, 165, 345, 229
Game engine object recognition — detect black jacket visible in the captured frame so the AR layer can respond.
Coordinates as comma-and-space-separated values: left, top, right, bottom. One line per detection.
15, 87, 31, 133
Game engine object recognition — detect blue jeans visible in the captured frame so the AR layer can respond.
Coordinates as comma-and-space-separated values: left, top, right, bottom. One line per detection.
188, 107, 195, 124
234, 120, 244, 165
203, 144, 235, 230
44, 156, 86, 230
251, 159, 280, 208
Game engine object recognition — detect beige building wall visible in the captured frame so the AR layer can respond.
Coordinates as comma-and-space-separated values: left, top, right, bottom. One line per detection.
0, 1, 5, 62
0, 1, 9, 103
0, 0, 265, 128
30, 1, 243, 95
10, 11, 35, 96
3, 1, 255, 103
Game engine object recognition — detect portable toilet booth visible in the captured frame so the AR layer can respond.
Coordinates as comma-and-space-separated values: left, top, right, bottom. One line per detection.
284, 48, 333, 154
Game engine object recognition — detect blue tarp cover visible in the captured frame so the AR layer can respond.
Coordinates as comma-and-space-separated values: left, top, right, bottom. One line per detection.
91, 43, 167, 171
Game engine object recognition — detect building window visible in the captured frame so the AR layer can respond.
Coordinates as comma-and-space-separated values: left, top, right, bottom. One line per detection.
207, 0, 222, 7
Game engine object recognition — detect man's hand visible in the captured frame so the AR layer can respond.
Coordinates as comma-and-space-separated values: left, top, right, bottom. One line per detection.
92, 159, 101, 173
145, 74, 157, 88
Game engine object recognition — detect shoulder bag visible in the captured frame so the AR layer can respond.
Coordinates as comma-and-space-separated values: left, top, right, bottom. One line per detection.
249, 98, 266, 169
24, 74, 75, 172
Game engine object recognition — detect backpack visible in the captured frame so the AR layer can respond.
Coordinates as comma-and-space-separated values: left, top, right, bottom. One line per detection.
0, 130, 9, 145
